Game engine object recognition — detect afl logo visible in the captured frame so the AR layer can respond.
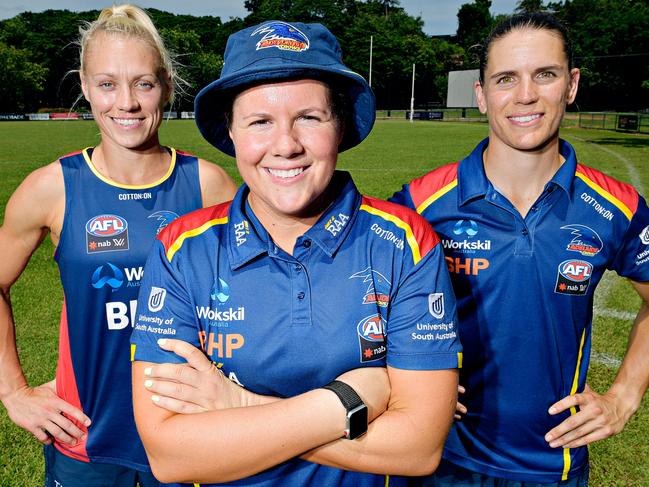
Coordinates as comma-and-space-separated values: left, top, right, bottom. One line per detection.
86, 215, 127, 237
357, 315, 385, 342
357, 315, 387, 363
558, 260, 592, 282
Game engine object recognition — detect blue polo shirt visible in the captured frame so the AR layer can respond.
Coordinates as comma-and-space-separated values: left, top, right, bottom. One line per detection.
131, 171, 462, 486
390, 138, 649, 483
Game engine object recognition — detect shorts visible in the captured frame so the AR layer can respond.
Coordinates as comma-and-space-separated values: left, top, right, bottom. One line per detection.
410, 459, 589, 487
43, 444, 160, 487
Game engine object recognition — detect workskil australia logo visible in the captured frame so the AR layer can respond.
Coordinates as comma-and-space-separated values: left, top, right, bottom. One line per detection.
443, 219, 491, 253
210, 277, 231, 304
86, 214, 129, 253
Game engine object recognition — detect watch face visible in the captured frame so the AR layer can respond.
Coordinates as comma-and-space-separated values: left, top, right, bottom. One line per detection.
347, 404, 368, 440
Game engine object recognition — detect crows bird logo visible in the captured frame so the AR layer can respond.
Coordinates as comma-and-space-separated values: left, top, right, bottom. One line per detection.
560, 224, 603, 256
251, 21, 310, 52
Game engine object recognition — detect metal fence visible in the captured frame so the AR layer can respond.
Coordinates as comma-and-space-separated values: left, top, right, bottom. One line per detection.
3, 109, 648, 134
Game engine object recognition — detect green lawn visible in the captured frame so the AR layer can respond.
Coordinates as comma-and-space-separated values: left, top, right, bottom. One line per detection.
0, 119, 648, 485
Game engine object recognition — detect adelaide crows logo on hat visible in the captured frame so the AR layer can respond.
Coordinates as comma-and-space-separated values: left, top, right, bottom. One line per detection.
252, 21, 309, 52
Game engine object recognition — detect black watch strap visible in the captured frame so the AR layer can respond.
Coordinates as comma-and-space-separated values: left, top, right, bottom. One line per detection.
323, 380, 363, 409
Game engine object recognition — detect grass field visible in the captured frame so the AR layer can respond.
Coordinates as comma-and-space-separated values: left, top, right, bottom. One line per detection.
1, 119, 648, 485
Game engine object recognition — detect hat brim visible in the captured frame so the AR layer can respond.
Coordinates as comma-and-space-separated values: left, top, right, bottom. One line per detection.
194, 63, 375, 157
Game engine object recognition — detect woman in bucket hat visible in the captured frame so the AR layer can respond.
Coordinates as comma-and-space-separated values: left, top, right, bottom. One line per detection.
131, 21, 461, 486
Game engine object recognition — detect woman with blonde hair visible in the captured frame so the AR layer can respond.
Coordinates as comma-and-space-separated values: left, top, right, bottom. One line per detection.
0, 5, 236, 486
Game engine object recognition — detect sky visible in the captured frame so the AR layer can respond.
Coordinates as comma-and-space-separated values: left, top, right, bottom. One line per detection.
0, 0, 521, 36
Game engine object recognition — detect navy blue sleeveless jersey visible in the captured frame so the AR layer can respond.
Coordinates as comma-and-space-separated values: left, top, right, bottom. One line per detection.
54, 147, 202, 469
391, 138, 649, 482
131, 171, 462, 486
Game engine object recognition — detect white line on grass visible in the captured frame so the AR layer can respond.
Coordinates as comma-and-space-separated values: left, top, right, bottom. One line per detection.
567, 134, 644, 370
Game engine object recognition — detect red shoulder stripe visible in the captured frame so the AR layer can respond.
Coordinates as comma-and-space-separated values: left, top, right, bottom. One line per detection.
576, 164, 638, 219
158, 202, 230, 254
408, 162, 459, 213
360, 195, 439, 265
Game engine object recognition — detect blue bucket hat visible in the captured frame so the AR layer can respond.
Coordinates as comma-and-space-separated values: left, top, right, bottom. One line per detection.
194, 20, 376, 157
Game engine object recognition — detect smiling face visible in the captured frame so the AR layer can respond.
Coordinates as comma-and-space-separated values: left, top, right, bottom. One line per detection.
475, 27, 580, 153
81, 32, 170, 151
229, 78, 343, 224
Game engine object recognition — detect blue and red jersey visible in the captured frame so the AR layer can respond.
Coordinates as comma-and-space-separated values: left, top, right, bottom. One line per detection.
131, 171, 462, 486
391, 138, 649, 483
54, 147, 202, 469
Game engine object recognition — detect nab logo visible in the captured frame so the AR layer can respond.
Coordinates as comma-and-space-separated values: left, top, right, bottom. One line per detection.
357, 315, 387, 363
210, 278, 230, 303
556, 259, 593, 295
148, 287, 167, 312
428, 293, 444, 319
86, 214, 129, 254
453, 220, 478, 237
91, 263, 124, 289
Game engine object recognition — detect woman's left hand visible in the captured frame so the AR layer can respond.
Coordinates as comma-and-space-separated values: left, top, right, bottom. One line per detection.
142, 339, 272, 413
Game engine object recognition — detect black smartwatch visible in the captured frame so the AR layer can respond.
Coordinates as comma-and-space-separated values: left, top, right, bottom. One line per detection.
323, 380, 368, 440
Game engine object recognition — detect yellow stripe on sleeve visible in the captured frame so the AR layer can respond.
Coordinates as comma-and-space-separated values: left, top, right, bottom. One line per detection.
575, 171, 633, 221
360, 204, 422, 264
416, 180, 458, 214
166, 217, 228, 262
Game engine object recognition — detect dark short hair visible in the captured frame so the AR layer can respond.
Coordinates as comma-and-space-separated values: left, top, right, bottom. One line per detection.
479, 12, 573, 84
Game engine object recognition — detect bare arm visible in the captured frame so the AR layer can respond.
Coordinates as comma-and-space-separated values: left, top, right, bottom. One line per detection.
0, 162, 90, 445
197, 158, 237, 207
301, 367, 457, 475
133, 357, 389, 484
140, 339, 457, 476
545, 280, 649, 448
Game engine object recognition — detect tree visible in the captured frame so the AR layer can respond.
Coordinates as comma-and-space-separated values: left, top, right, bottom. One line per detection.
456, 0, 493, 49
0, 41, 48, 112
515, 0, 546, 12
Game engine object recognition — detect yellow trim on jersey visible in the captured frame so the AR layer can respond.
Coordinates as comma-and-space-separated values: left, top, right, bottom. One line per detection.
561, 328, 587, 480
385, 474, 390, 486
130, 343, 136, 362
575, 171, 633, 221
166, 217, 228, 262
457, 352, 463, 369
360, 204, 422, 265
82, 147, 177, 189
416, 180, 458, 214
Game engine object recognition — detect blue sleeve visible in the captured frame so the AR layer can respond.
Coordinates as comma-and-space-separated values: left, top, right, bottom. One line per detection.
611, 195, 649, 282
130, 240, 201, 364
388, 183, 416, 210
386, 242, 462, 370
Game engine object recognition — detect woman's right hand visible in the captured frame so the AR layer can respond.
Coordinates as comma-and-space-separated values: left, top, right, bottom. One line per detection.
334, 367, 390, 422
1, 380, 91, 446
141, 339, 276, 414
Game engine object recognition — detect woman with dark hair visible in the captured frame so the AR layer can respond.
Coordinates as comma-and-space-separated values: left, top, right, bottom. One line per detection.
392, 11, 649, 487
130, 20, 461, 486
